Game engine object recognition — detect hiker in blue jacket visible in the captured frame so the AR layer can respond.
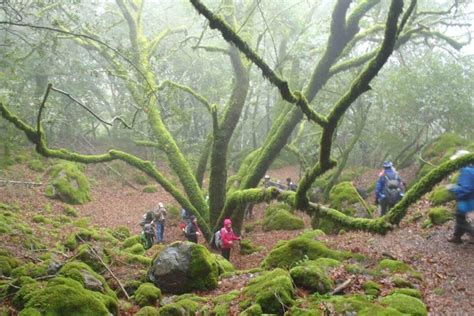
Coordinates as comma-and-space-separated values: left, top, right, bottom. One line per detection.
375, 161, 405, 216
447, 150, 474, 244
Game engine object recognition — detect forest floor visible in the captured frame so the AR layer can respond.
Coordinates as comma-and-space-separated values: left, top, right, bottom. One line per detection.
1, 163, 473, 314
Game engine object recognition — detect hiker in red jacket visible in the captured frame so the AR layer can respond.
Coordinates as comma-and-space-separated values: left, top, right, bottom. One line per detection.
220, 218, 241, 261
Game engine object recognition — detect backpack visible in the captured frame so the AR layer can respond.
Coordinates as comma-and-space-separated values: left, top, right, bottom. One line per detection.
383, 174, 402, 205
214, 230, 222, 249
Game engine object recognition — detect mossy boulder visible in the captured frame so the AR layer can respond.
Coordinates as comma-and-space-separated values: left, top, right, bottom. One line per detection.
135, 306, 159, 316
159, 298, 201, 315
380, 293, 427, 315
63, 206, 78, 217
363, 280, 381, 296
22, 276, 118, 316
428, 207, 453, 225
375, 259, 422, 280
122, 235, 141, 249
111, 225, 130, 241
44, 162, 90, 205
28, 159, 45, 172
148, 242, 219, 294
264, 203, 291, 217
75, 244, 108, 273
240, 303, 263, 316
241, 268, 295, 314
240, 239, 263, 255
389, 288, 422, 299
428, 186, 455, 206
313, 182, 369, 234
124, 243, 146, 255
0, 254, 21, 276
262, 209, 304, 231
289, 261, 334, 294
261, 236, 350, 269
212, 290, 239, 315
310, 294, 375, 314
133, 282, 161, 307
213, 254, 235, 274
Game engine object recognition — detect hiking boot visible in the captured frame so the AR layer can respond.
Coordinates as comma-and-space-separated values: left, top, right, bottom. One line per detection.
447, 236, 463, 244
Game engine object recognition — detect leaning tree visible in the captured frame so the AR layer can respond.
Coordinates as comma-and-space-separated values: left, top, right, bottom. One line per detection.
1, 0, 473, 241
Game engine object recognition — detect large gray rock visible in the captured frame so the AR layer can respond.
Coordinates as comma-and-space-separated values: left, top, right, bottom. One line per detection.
148, 242, 218, 294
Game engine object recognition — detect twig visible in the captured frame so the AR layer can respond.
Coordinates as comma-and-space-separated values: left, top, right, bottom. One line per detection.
330, 277, 353, 295
418, 155, 437, 167
0, 179, 42, 186
77, 236, 131, 300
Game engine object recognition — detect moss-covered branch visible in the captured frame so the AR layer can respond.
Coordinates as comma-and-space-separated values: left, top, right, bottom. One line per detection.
0, 102, 212, 239
157, 80, 212, 112
386, 153, 474, 225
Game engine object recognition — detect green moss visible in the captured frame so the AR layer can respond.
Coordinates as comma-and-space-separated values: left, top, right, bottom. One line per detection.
18, 307, 42, 316
59, 261, 118, 312
375, 259, 422, 280
11, 261, 49, 279
298, 229, 326, 240
28, 159, 45, 172
286, 306, 321, 316
75, 244, 109, 273
428, 186, 455, 206
363, 281, 381, 296
73, 217, 91, 228
112, 225, 130, 241
135, 306, 159, 316
123, 235, 141, 248
45, 162, 90, 205
212, 290, 239, 315
329, 181, 360, 211
240, 239, 264, 255
239, 304, 263, 315
133, 282, 161, 307
124, 243, 146, 255
0, 255, 21, 276
187, 243, 219, 291
290, 263, 333, 294
263, 209, 305, 231
389, 288, 422, 299
121, 252, 152, 266
143, 185, 158, 193
159, 298, 201, 315
428, 207, 453, 225
242, 268, 295, 314
358, 305, 403, 315
32, 214, 48, 223
261, 236, 351, 269
264, 203, 291, 217
213, 254, 235, 274
311, 294, 373, 314
380, 293, 427, 315
63, 206, 78, 217
13, 278, 43, 309
391, 277, 415, 288
24, 276, 117, 316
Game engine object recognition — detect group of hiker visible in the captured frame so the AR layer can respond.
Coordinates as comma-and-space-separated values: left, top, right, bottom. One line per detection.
140, 149, 473, 256
140, 204, 241, 260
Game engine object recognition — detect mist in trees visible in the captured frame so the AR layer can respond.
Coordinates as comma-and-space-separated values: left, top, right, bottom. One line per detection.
1, 0, 473, 240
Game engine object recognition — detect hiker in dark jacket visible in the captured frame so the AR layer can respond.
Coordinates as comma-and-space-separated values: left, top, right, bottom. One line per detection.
375, 161, 405, 216
447, 150, 474, 244
185, 216, 200, 243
